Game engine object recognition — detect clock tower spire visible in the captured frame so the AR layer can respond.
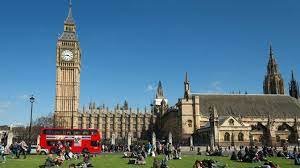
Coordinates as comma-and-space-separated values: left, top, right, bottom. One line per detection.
54, 0, 81, 128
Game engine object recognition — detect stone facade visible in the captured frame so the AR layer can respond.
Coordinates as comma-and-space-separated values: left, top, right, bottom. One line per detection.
54, 2, 300, 147
174, 84, 300, 147
161, 46, 300, 147
54, 2, 81, 129
77, 103, 156, 141
53, 3, 166, 141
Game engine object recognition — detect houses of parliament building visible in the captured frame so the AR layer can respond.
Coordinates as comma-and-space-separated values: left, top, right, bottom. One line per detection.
53, 2, 167, 141
54, 2, 300, 146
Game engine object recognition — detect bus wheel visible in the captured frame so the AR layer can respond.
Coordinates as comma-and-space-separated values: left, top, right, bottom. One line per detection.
82, 148, 89, 154
50, 148, 56, 154
40, 151, 47, 155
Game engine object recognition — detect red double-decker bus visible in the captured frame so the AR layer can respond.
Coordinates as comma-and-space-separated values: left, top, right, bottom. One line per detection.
38, 128, 101, 154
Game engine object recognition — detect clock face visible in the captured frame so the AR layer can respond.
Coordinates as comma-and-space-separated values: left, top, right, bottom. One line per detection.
61, 50, 73, 61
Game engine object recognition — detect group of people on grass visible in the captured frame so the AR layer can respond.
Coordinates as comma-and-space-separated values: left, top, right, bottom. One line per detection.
230, 145, 300, 167
8, 140, 28, 159
122, 141, 181, 167
101, 144, 129, 153
40, 152, 93, 168
193, 145, 300, 168
4, 139, 300, 168
193, 159, 226, 168
49, 141, 74, 160
0, 140, 30, 163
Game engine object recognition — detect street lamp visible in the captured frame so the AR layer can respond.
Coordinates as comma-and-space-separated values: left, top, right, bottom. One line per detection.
28, 95, 35, 144
298, 138, 300, 152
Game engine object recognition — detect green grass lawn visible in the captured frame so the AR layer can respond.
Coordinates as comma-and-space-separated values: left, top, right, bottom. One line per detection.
0, 154, 297, 168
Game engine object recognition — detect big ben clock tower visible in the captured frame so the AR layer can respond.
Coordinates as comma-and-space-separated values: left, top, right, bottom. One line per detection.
54, 0, 81, 128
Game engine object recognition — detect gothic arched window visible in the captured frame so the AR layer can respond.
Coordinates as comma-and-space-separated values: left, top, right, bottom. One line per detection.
187, 120, 192, 127
238, 132, 244, 141
224, 132, 230, 141
259, 135, 263, 142
229, 119, 234, 126
276, 135, 281, 142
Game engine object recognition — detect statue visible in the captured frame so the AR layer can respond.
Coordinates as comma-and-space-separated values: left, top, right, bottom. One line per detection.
152, 132, 156, 151
127, 133, 132, 151
168, 132, 172, 145
190, 136, 193, 146
111, 133, 116, 145
6, 125, 13, 148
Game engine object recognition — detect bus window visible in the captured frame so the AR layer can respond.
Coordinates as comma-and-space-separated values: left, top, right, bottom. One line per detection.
43, 129, 53, 135
73, 130, 82, 135
82, 130, 90, 135
53, 130, 63, 135
47, 141, 56, 146
91, 130, 97, 135
66, 130, 72, 135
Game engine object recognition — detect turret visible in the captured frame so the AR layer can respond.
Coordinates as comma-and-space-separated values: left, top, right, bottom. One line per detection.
184, 72, 190, 100
263, 45, 284, 94
289, 70, 299, 99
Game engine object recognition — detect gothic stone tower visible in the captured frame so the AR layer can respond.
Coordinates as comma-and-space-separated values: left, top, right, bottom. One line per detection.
289, 70, 299, 99
184, 72, 190, 100
153, 81, 168, 115
263, 45, 284, 94
54, 1, 81, 128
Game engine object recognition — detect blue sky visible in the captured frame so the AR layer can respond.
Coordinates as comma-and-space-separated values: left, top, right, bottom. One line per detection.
0, 0, 299, 125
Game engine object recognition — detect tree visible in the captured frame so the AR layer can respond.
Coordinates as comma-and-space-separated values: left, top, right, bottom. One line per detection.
29, 113, 54, 144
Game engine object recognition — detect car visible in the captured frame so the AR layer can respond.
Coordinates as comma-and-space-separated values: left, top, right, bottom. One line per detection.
29, 145, 49, 155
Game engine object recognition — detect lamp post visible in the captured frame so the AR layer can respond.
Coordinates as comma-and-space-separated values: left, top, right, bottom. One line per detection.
28, 95, 35, 144
298, 138, 300, 152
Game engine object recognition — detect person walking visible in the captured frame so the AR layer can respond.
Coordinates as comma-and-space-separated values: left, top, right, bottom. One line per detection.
19, 140, 28, 159
146, 142, 152, 155
0, 143, 6, 163
64, 142, 71, 160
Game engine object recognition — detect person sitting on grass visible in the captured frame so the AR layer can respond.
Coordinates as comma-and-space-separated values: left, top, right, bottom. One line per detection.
197, 147, 201, 155
230, 151, 238, 161
205, 146, 210, 156
237, 149, 244, 161
276, 150, 286, 157
135, 154, 146, 165
153, 158, 161, 168
160, 158, 169, 168
295, 153, 300, 165
82, 153, 93, 167
173, 148, 182, 160
261, 161, 280, 168
123, 151, 132, 158
193, 160, 203, 168
70, 153, 93, 168
55, 152, 65, 166
43, 154, 56, 168
141, 148, 147, 159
